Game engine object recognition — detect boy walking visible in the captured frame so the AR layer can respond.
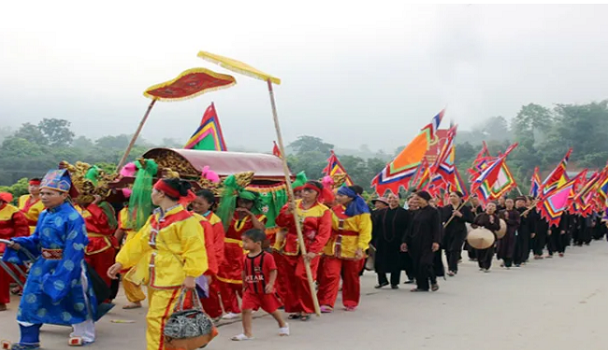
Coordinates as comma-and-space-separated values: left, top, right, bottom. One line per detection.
232, 229, 289, 341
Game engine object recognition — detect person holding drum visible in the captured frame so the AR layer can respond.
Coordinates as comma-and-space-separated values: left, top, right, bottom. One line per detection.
471, 202, 501, 272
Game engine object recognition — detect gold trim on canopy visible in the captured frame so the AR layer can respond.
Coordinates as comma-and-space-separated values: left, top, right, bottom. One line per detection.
197, 51, 281, 85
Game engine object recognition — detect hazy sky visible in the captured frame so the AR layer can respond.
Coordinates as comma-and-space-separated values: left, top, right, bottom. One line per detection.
2, 2, 608, 152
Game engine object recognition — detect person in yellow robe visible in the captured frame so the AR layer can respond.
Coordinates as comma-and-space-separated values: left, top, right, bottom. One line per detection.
114, 189, 147, 310
108, 178, 208, 350
317, 186, 372, 312
18, 178, 45, 234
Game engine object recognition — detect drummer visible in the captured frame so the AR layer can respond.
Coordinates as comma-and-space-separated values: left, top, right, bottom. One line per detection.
471, 202, 501, 273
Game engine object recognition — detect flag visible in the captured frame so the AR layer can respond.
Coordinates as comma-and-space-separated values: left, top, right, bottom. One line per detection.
449, 167, 470, 200
490, 163, 518, 199
323, 150, 353, 187
372, 110, 445, 195
470, 143, 518, 203
539, 178, 578, 227
530, 167, 541, 197
412, 158, 430, 190
272, 141, 282, 158
468, 142, 517, 199
571, 170, 604, 216
540, 148, 572, 197
184, 103, 228, 151
597, 170, 608, 209
468, 141, 492, 181
433, 125, 458, 187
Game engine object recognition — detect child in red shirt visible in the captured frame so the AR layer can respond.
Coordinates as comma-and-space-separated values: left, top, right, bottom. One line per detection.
232, 229, 289, 341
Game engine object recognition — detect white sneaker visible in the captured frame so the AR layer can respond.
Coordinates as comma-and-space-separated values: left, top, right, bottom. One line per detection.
279, 323, 290, 336
231, 333, 253, 341
223, 312, 241, 320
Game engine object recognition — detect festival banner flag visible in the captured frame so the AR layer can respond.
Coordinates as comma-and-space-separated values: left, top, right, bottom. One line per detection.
470, 143, 518, 204
450, 167, 470, 200
539, 178, 578, 227
372, 110, 445, 195
468, 141, 492, 181
468, 143, 517, 199
571, 170, 603, 216
540, 148, 572, 198
272, 141, 282, 158
597, 171, 608, 209
184, 103, 228, 151
530, 167, 541, 197
323, 150, 354, 187
433, 125, 458, 187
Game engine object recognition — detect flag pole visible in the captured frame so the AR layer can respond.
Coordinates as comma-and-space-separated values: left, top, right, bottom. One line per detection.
266, 79, 321, 317
116, 99, 157, 172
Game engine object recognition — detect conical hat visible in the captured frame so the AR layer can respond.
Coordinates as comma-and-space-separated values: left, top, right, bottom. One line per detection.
467, 227, 495, 250
496, 219, 507, 239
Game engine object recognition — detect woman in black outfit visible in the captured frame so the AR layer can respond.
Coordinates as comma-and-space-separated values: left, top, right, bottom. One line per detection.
497, 198, 520, 269
440, 191, 474, 276
472, 202, 500, 272
401, 191, 442, 292
465, 196, 484, 261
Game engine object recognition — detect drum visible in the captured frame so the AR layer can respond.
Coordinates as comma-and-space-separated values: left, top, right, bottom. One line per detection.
467, 227, 495, 250
496, 219, 507, 239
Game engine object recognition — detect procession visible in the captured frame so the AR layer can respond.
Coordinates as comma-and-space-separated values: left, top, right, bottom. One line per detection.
3, 3, 608, 350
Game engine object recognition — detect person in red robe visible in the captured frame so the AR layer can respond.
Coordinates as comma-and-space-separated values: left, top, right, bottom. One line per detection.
191, 189, 226, 321
0, 192, 29, 311
275, 181, 332, 321
75, 195, 118, 291
217, 187, 267, 319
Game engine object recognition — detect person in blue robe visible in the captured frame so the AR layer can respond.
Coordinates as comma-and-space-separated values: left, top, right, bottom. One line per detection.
2, 169, 101, 349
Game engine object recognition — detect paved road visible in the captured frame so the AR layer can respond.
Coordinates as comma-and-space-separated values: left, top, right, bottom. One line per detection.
2, 243, 608, 349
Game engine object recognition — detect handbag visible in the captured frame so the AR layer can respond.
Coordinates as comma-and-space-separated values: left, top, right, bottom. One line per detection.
164, 289, 218, 350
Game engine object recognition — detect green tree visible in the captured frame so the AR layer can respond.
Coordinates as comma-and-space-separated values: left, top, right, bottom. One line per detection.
289, 136, 334, 155
13, 123, 48, 146
38, 118, 75, 147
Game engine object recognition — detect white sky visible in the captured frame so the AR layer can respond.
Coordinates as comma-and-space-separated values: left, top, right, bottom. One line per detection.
1, 2, 608, 152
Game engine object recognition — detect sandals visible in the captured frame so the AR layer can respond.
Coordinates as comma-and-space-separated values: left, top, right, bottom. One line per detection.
431, 284, 439, 292
288, 314, 302, 320
300, 315, 310, 322
68, 337, 84, 347
320, 306, 333, 314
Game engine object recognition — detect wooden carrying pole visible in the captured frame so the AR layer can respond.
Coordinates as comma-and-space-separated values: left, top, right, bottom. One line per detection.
443, 199, 470, 228
266, 79, 321, 317
115, 99, 157, 172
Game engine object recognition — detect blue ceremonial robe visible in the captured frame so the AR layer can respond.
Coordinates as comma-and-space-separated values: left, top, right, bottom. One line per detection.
2, 202, 98, 325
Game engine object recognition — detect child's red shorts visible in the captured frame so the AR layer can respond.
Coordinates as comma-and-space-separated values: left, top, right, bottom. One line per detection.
241, 292, 282, 313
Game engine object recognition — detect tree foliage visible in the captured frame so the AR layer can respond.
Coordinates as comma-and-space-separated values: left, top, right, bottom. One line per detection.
2, 99, 607, 197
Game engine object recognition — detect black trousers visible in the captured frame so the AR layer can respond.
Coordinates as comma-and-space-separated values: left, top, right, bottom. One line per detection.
550, 232, 568, 253
415, 262, 436, 291
378, 271, 400, 286
476, 248, 494, 270
445, 250, 461, 272
513, 232, 530, 265
533, 233, 547, 256
401, 253, 415, 281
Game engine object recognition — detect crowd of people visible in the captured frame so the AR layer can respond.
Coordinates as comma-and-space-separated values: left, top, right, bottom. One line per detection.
0, 166, 606, 350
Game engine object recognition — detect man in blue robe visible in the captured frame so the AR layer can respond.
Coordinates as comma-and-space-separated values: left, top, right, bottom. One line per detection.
3, 169, 99, 349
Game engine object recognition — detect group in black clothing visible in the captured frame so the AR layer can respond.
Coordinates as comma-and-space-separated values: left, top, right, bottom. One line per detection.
370, 191, 608, 290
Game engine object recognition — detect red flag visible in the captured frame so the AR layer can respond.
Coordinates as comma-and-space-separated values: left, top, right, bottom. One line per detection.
272, 141, 282, 158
